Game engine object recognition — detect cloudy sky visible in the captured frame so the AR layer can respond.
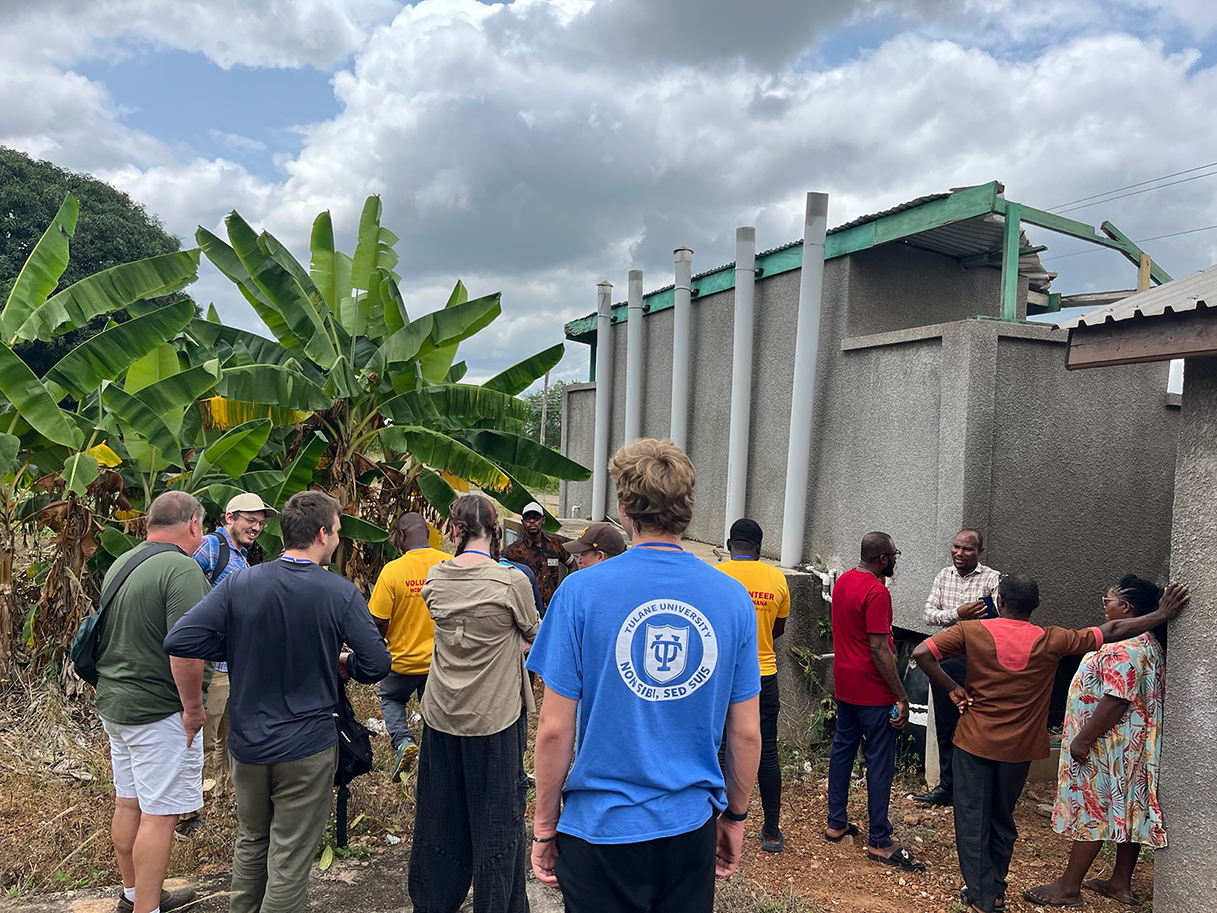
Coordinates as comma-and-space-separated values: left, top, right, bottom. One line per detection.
3, 0, 1216, 385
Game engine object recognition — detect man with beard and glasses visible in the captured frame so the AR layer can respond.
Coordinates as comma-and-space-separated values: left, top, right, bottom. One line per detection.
823, 531, 924, 873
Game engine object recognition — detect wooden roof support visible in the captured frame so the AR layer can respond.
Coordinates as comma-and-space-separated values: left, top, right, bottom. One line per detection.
1066, 308, 1217, 369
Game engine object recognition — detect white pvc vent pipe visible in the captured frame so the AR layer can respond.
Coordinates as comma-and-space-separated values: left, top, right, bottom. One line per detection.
779, 193, 829, 568
624, 269, 644, 444
724, 227, 756, 546
670, 248, 693, 450
591, 280, 614, 522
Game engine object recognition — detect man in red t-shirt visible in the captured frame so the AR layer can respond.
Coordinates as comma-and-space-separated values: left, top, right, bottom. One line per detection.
824, 532, 924, 872
913, 574, 1188, 913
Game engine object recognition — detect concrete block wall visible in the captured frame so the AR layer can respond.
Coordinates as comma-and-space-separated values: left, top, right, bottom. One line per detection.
559, 243, 1178, 634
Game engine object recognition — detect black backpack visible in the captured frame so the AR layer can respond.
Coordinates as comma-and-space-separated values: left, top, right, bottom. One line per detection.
332, 682, 374, 846
206, 535, 231, 585
71, 543, 183, 686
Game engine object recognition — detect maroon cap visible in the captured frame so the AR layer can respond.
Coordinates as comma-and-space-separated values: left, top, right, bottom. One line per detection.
563, 522, 626, 558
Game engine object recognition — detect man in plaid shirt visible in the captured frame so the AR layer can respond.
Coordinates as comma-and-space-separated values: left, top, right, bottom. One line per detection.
188, 493, 275, 821
913, 528, 1001, 807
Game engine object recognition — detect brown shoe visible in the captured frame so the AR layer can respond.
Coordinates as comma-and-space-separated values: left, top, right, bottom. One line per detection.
116, 886, 197, 913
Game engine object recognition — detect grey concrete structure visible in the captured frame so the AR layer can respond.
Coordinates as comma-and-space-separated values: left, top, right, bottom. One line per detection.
1157, 355, 1217, 912
561, 241, 1179, 634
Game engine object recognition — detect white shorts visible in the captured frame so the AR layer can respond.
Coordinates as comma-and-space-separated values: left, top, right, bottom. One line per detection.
102, 713, 204, 816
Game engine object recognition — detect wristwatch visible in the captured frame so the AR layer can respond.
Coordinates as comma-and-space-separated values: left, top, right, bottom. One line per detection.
722, 806, 748, 822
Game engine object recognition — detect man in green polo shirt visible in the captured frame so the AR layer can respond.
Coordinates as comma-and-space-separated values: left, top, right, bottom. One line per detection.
96, 491, 211, 913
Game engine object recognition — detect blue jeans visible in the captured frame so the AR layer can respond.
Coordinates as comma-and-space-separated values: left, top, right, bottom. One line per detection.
827, 700, 897, 849
378, 672, 427, 751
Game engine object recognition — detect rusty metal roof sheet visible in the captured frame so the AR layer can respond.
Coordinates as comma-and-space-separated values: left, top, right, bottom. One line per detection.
1054, 265, 1217, 329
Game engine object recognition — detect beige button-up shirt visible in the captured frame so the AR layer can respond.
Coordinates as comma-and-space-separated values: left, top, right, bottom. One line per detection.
420, 560, 541, 737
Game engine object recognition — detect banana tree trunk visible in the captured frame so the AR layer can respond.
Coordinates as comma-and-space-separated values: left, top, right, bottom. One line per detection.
0, 517, 13, 676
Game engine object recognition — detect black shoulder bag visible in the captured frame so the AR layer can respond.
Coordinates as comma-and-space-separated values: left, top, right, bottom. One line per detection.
71, 543, 182, 686
332, 680, 374, 846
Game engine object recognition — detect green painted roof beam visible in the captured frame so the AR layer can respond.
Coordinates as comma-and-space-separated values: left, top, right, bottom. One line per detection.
565, 181, 1004, 344
1014, 205, 1172, 285
1001, 202, 1023, 321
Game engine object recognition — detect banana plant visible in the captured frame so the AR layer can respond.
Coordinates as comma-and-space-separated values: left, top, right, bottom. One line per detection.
195, 196, 590, 538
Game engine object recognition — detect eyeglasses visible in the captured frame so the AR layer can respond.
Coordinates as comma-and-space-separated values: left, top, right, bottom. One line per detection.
237, 515, 267, 529
880, 550, 902, 558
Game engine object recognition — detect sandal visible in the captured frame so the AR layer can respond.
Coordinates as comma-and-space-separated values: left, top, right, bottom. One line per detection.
760, 827, 785, 853
823, 823, 860, 842
1082, 879, 1144, 907
866, 845, 925, 872
1021, 885, 1083, 908
961, 886, 1006, 912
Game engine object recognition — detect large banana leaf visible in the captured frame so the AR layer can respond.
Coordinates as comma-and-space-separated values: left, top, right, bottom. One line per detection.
188, 320, 319, 379
0, 432, 18, 472
102, 384, 183, 467
100, 525, 140, 558
430, 292, 502, 347
351, 196, 400, 295
483, 344, 565, 396
192, 418, 271, 482
1, 193, 78, 344
380, 272, 408, 335
226, 212, 339, 368
309, 211, 343, 316
445, 361, 468, 384
417, 467, 457, 517
419, 342, 458, 384
200, 397, 313, 430
264, 432, 328, 506
380, 384, 528, 427
216, 364, 333, 412
367, 313, 435, 380
132, 362, 221, 417
62, 451, 101, 496
335, 513, 389, 542
197, 226, 304, 357
45, 299, 194, 399
0, 345, 83, 448
11, 249, 200, 343
379, 424, 509, 491
463, 429, 591, 480
125, 343, 181, 394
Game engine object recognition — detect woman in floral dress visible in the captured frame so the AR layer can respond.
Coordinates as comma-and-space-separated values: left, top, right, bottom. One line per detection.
1023, 574, 1166, 908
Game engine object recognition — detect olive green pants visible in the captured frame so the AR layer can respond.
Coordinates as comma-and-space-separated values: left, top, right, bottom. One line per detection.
229, 744, 337, 913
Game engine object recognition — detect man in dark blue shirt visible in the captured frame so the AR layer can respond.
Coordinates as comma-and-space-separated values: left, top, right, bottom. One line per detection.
165, 491, 390, 913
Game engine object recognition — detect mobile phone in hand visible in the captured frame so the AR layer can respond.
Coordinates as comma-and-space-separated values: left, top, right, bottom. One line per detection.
981, 595, 998, 618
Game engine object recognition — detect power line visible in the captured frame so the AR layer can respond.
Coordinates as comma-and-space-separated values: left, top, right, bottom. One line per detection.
1049, 160, 1217, 211
1053, 168, 1217, 215
1040, 223, 1217, 263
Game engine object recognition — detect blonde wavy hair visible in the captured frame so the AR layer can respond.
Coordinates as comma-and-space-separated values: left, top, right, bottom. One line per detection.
608, 438, 695, 536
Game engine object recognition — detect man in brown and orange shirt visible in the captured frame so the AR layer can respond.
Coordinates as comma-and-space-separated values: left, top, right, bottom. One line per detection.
502, 501, 577, 614
913, 574, 1188, 913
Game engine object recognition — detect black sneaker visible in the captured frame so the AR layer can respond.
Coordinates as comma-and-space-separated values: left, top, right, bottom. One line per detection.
173, 814, 205, 841
116, 886, 197, 913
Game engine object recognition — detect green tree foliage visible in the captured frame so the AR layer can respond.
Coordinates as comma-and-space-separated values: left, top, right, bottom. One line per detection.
0, 147, 190, 375
521, 379, 567, 449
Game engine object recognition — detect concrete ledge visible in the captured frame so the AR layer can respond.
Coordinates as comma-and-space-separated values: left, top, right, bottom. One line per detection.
842, 317, 1066, 352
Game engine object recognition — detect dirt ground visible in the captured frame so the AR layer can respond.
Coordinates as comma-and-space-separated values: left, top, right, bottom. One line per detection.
0, 678, 1156, 912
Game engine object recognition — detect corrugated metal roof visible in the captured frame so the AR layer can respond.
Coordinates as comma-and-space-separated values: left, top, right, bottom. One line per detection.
1054, 265, 1216, 329
830, 192, 952, 232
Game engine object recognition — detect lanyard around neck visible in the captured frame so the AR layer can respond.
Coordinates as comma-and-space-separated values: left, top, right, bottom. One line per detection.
463, 549, 493, 559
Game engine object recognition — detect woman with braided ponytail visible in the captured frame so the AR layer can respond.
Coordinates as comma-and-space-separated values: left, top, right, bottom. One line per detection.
406, 493, 541, 913
1024, 574, 1171, 908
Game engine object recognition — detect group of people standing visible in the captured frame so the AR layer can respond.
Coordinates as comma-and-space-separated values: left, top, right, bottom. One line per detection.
826, 527, 1186, 913
87, 436, 1188, 913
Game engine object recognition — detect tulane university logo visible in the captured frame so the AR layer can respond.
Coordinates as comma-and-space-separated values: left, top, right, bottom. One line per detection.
615, 599, 718, 702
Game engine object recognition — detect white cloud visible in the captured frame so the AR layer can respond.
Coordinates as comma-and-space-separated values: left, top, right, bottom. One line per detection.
208, 130, 267, 154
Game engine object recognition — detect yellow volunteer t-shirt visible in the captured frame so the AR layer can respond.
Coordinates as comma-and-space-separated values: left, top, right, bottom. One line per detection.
716, 558, 791, 676
369, 547, 453, 675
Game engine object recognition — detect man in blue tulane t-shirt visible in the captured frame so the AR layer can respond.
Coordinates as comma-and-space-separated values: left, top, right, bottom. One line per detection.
527, 439, 762, 913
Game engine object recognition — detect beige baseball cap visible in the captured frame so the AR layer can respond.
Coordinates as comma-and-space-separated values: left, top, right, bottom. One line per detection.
225, 492, 278, 516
